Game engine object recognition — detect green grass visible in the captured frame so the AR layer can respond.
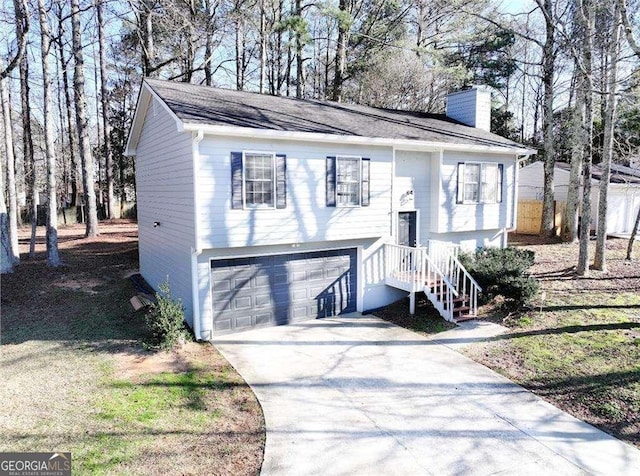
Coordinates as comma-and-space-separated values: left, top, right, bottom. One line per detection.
74, 369, 228, 474
468, 291, 640, 447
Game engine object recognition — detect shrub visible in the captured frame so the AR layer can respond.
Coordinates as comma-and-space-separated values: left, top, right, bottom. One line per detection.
145, 279, 190, 350
459, 247, 539, 308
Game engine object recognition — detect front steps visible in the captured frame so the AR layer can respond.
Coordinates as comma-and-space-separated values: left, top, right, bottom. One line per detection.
425, 280, 477, 323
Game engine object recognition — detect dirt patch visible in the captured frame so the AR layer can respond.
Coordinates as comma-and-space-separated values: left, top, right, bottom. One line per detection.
372, 295, 456, 336
112, 346, 193, 382
52, 276, 106, 294
511, 233, 640, 292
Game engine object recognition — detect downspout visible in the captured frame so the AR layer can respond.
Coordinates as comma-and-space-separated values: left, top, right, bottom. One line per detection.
505, 154, 532, 245
390, 146, 396, 239
191, 129, 204, 340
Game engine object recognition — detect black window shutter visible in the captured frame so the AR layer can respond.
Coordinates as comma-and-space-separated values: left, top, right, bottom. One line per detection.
275, 154, 287, 209
326, 156, 336, 207
361, 158, 371, 206
231, 152, 243, 209
456, 162, 464, 204
497, 163, 504, 203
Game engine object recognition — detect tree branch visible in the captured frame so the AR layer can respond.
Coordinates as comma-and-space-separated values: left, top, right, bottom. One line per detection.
618, 0, 640, 58
0, 0, 29, 79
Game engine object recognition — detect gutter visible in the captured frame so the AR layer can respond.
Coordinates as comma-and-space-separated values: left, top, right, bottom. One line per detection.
191, 129, 204, 341
181, 122, 535, 156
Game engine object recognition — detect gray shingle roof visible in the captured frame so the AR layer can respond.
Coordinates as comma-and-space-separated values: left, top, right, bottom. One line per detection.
145, 78, 526, 150
556, 161, 640, 185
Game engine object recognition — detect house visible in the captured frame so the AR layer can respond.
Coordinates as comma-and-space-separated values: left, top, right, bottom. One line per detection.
518, 161, 640, 235
125, 80, 535, 339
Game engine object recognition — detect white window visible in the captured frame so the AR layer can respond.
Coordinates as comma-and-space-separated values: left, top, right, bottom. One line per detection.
481, 164, 499, 202
244, 152, 275, 208
464, 163, 481, 203
336, 157, 361, 207
457, 162, 503, 204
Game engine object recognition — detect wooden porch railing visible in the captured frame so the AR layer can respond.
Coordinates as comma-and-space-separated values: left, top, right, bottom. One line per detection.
384, 242, 481, 322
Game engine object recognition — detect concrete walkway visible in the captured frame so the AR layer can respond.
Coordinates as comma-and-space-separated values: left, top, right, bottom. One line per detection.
213, 316, 640, 475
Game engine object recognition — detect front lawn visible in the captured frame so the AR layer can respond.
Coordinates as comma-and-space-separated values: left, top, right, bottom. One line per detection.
0, 222, 265, 474
464, 235, 640, 448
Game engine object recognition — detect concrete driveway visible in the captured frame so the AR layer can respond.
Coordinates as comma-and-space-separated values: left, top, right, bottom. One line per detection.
213, 315, 640, 475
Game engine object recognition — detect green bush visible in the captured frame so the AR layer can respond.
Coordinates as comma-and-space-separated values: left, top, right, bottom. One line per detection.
459, 247, 539, 308
145, 279, 190, 350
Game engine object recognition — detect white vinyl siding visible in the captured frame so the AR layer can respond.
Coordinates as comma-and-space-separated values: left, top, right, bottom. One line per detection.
196, 136, 392, 249
135, 97, 195, 325
393, 150, 433, 245
436, 151, 515, 233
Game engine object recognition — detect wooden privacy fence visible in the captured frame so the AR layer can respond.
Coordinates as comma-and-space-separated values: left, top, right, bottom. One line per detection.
517, 200, 566, 235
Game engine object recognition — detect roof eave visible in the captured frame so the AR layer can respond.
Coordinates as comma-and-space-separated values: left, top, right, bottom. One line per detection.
180, 122, 535, 156
125, 80, 185, 156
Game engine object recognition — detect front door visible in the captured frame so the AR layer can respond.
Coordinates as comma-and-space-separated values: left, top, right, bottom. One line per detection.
398, 211, 417, 247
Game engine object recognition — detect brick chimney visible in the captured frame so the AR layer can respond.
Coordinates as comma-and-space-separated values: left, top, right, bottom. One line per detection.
446, 86, 492, 132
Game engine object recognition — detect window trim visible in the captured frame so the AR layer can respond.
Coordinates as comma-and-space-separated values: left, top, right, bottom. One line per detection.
458, 161, 503, 205
335, 155, 363, 208
242, 150, 277, 209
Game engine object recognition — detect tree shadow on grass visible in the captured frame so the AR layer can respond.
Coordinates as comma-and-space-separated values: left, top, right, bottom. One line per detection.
529, 369, 640, 395
493, 321, 640, 341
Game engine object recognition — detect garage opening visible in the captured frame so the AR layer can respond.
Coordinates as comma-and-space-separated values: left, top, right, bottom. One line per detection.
211, 249, 357, 333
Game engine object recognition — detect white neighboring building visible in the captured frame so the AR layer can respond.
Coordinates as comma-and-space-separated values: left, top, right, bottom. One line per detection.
518, 161, 640, 235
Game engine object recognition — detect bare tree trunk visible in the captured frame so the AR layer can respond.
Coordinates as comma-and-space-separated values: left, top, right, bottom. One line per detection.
594, 4, 622, 271
17, 9, 37, 259
93, 43, 104, 210
260, 0, 266, 93
97, 0, 115, 220
561, 64, 584, 243
1, 72, 20, 265
235, 10, 245, 90
577, 0, 595, 276
71, 0, 99, 237
1, 64, 14, 273
0, 164, 11, 273
57, 4, 80, 207
539, 0, 556, 237
275, 0, 284, 95
38, 0, 61, 266
204, 0, 213, 86
627, 206, 640, 260
332, 0, 348, 102
324, 25, 330, 99
295, 0, 304, 97
139, 0, 156, 77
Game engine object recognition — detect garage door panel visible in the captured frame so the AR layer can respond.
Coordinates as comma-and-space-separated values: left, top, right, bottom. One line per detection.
291, 288, 308, 302
255, 293, 272, 307
236, 315, 253, 329
214, 318, 232, 331
211, 249, 356, 333
256, 313, 271, 325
